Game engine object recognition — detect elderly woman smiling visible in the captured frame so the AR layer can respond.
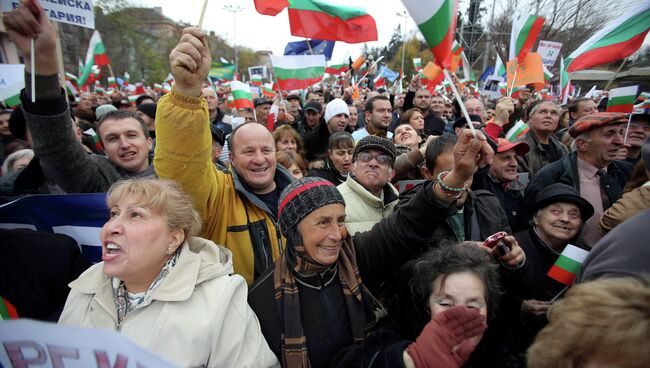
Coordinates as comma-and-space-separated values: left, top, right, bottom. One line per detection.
59, 178, 278, 367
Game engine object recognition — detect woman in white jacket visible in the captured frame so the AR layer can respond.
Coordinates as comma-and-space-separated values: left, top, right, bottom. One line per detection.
59, 178, 278, 368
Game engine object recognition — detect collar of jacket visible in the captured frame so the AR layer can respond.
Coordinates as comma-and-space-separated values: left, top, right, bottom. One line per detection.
346, 174, 399, 207
527, 128, 563, 153
69, 238, 234, 308
230, 163, 294, 217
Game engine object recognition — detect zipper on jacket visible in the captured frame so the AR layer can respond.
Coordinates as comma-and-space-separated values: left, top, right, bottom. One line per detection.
258, 227, 270, 268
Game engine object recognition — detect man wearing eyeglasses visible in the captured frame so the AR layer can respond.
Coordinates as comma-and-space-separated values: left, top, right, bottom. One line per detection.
337, 135, 399, 235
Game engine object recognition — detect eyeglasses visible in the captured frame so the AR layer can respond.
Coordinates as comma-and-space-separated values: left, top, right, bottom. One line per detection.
357, 151, 391, 166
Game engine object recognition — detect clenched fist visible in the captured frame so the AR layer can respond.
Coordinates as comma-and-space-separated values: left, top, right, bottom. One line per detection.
169, 27, 211, 97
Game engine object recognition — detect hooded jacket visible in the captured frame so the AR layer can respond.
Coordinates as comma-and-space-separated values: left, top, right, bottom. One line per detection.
59, 237, 279, 368
155, 89, 294, 285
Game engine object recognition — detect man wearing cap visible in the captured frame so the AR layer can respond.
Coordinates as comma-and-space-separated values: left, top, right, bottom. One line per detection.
154, 27, 295, 285
525, 112, 633, 247
286, 94, 302, 121
337, 136, 400, 234
2, 7, 156, 194
351, 95, 394, 142
296, 101, 323, 137
254, 97, 272, 125
473, 138, 530, 232
303, 98, 350, 162
136, 102, 157, 140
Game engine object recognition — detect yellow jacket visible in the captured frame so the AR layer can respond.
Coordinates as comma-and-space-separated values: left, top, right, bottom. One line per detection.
154, 89, 290, 285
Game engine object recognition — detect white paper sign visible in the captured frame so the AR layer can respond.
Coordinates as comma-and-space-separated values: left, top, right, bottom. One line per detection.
537, 40, 563, 67
481, 76, 504, 99
0, 64, 24, 102
0, 319, 178, 368
1, 0, 95, 29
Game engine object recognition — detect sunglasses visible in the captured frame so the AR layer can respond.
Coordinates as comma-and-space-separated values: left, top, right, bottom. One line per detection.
356, 151, 391, 166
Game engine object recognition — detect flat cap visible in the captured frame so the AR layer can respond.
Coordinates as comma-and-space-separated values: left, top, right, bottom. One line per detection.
569, 112, 628, 138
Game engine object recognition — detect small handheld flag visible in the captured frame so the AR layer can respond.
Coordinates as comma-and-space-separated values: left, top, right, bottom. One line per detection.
547, 244, 589, 285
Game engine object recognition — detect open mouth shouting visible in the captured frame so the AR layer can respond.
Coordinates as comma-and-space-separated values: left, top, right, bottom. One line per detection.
103, 241, 123, 261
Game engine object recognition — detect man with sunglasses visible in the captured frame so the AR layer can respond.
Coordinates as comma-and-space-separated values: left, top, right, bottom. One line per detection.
337, 136, 399, 234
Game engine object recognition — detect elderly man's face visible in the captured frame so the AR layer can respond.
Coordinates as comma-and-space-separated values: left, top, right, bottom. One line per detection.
229, 123, 277, 194
464, 99, 484, 122
578, 124, 625, 168
490, 149, 519, 182
202, 88, 219, 111
351, 148, 393, 195
529, 102, 560, 135
626, 117, 650, 148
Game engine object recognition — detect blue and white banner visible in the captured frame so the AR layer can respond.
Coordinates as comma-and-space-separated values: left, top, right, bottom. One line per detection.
0, 194, 108, 263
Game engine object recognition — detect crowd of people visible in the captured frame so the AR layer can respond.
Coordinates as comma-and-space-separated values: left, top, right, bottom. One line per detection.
2, 1, 650, 367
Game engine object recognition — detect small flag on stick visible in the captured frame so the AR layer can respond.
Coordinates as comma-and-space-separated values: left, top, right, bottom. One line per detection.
547, 244, 589, 285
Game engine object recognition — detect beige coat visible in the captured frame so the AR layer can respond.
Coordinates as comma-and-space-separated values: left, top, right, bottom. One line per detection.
59, 237, 279, 368
599, 183, 650, 235
337, 176, 399, 235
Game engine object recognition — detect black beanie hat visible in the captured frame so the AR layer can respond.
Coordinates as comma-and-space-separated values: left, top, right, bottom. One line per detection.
277, 177, 345, 236
137, 103, 157, 120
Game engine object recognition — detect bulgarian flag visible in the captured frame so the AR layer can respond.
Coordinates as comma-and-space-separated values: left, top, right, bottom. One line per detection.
565, 2, 650, 72
509, 12, 544, 63
262, 84, 276, 98
84, 128, 103, 152
226, 94, 236, 109
547, 244, 589, 285
413, 57, 422, 72
270, 54, 326, 90
107, 76, 118, 89
493, 53, 506, 77
460, 51, 475, 81
452, 40, 463, 56
287, 0, 378, 43
326, 62, 349, 74
78, 31, 110, 86
607, 85, 638, 113
66, 80, 79, 97
122, 71, 130, 88
560, 57, 571, 104
505, 120, 529, 142
542, 64, 553, 82
229, 81, 255, 109
0, 298, 18, 320
402, 0, 459, 69
251, 75, 263, 86
254, 0, 289, 16
636, 91, 650, 103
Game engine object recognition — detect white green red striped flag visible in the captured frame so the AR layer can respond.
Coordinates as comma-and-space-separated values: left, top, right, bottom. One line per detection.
83, 128, 103, 152
566, 3, 650, 72
270, 54, 326, 90
636, 92, 650, 102
325, 62, 349, 75
0, 64, 24, 108
402, 0, 459, 68
66, 80, 79, 97
493, 54, 506, 77
451, 39, 463, 55
547, 244, 589, 285
262, 83, 276, 98
607, 85, 638, 113
78, 31, 110, 87
510, 12, 544, 63
413, 58, 422, 72
226, 94, 235, 109
543, 64, 553, 82
107, 76, 118, 89
229, 81, 255, 109
505, 120, 529, 142
560, 57, 571, 104
251, 75, 263, 86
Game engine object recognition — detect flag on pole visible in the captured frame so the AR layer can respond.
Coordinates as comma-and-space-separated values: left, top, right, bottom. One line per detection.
547, 244, 589, 285
254, 0, 290, 16
325, 62, 349, 74
251, 75, 263, 86
83, 128, 103, 152
287, 0, 378, 43
460, 51, 475, 81
451, 39, 463, 56
542, 64, 553, 82
229, 81, 255, 109
509, 12, 545, 63
284, 39, 335, 60
351, 56, 365, 70
402, 0, 459, 69
607, 85, 638, 113
107, 76, 118, 89
270, 54, 326, 90
493, 53, 506, 77
413, 58, 422, 72
505, 120, 529, 142
262, 83, 277, 98
78, 31, 110, 87
565, 2, 650, 72
636, 92, 650, 103
209, 62, 236, 81
560, 57, 571, 104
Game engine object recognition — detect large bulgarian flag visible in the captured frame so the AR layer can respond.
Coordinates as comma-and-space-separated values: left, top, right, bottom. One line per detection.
565, 2, 650, 72
229, 81, 255, 109
287, 0, 378, 43
325, 62, 349, 75
509, 12, 544, 63
607, 85, 638, 113
402, 0, 459, 69
78, 31, 110, 87
270, 54, 326, 90
547, 244, 589, 285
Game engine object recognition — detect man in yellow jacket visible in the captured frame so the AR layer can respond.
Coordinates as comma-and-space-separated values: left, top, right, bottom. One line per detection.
154, 28, 293, 285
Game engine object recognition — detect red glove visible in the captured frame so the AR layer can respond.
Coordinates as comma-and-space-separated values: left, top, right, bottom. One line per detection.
406, 306, 487, 368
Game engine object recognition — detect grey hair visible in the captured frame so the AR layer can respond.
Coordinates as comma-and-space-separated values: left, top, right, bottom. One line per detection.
2, 149, 34, 174
529, 100, 559, 117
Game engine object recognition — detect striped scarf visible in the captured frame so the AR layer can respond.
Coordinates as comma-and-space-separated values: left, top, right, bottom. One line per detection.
273, 237, 366, 368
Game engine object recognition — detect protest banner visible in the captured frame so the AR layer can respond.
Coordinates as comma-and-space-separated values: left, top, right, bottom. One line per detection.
248, 64, 268, 79
0, 319, 177, 368
0, 64, 24, 107
0, 194, 108, 264
1, 0, 95, 29
536, 40, 563, 66
506, 52, 545, 92
481, 75, 504, 99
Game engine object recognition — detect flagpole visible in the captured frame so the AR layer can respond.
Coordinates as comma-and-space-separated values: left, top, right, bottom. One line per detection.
549, 285, 568, 303
305, 39, 314, 55
623, 112, 633, 144
198, 0, 209, 29
603, 59, 627, 92
443, 68, 477, 139
508, 64, 519, 97
30, 38, 35, 103
107, 64, 116, 80
354, 56, 385, 89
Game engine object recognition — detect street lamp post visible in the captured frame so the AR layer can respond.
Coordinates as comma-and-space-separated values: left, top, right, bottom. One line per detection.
396, 11, 408, 93
223, 4, 244, 75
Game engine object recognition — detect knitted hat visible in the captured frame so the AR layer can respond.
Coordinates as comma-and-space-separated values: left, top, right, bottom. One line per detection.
568, 112, 627, 138
277, 177, 345, 236
324, 98, 349, 123
96, 104, 117, 121
137, 103, 157, 120
353, 135, 397, 163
